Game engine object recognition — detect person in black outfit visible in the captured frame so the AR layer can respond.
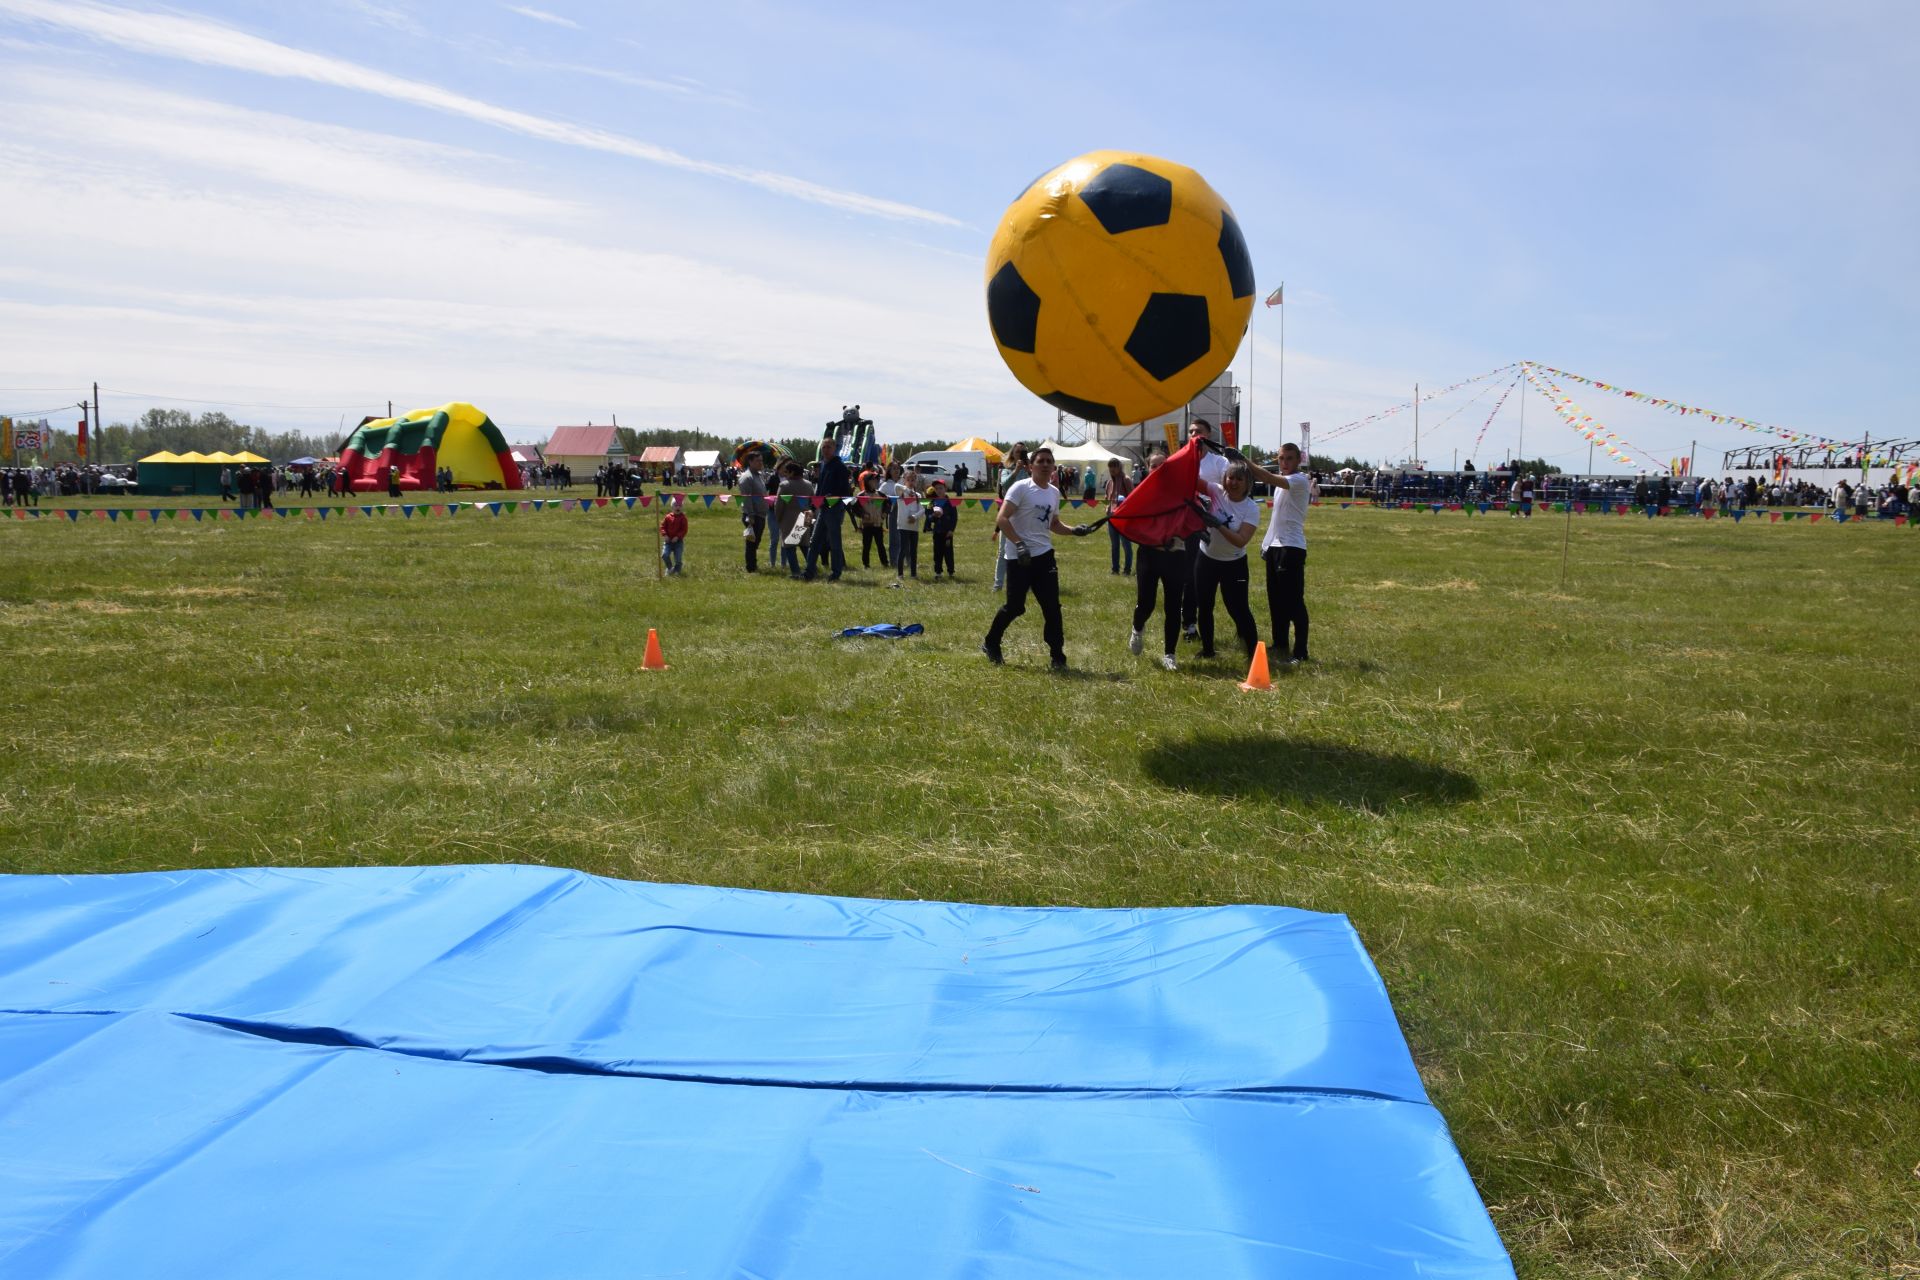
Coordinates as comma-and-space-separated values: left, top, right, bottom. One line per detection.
1127, 445, 1186, 669
803, 436, 852, 580
926, 481, 959, 578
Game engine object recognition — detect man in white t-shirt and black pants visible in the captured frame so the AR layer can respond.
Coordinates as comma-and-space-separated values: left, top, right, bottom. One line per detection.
1243, 441, 1313, 665
1179, 420, 1232, 641
983, 446, 1097, 669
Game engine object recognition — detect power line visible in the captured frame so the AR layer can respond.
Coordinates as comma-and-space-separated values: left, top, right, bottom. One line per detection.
100, 388, 377, 412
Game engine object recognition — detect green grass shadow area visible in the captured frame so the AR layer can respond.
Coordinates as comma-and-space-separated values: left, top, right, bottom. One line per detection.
1142, 732, 1478, 808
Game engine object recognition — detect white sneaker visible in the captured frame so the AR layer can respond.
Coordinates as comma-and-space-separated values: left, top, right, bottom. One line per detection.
1128, 629, 1143, 656
1159, 653, 1178, 671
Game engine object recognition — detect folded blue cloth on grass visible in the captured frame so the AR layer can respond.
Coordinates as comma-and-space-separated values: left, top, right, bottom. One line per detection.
836, 623, 924, 638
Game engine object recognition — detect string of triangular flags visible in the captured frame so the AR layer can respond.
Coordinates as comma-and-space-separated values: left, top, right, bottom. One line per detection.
1523, 363, 1655, 471
1318, 364, 1521, 444
1529, 363, 1859, 450
1334, 499, 1907, 525
1470, 377, 1520, 458
10, 493, 1908, 527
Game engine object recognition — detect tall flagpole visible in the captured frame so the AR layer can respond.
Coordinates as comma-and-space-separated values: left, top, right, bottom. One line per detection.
1278, 283, 1286, 454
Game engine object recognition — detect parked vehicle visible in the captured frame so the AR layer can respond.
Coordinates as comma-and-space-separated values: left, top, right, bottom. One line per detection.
901, 450, 987, 492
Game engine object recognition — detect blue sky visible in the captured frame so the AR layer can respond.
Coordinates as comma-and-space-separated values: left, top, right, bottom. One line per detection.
1, 0, 1913, 467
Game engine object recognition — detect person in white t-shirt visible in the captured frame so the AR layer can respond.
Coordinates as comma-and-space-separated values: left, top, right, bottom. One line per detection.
1188, 462, 1261, 661
1179, 419, 1232, 640
891, 474, 923, 583
1242, 441, 1313, 664
982, 447, 1097, 669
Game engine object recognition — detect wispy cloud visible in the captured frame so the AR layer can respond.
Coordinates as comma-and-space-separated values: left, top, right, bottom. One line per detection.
333, 0, 426, 39
503, 5, 578, 31
0, 0, 957, 226
0, 64, 1017, 440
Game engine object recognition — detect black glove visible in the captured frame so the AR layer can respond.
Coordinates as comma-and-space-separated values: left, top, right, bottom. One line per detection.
1186, 498, 1228, 529
1070, 524, 1093, 537
1013, 540, 1032, 563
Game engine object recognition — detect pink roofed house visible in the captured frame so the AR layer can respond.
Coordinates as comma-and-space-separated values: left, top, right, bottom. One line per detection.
542, 426, 624, 473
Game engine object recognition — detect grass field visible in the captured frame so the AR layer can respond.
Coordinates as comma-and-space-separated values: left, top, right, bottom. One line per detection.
1, 498, 1914, 1277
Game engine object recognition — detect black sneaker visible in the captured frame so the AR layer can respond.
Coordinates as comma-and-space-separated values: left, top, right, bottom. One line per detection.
1182, 624, 1200, 641
981, 641, 1003, 665
1049, 651, 1067, 671
1197, 649, 1217, 660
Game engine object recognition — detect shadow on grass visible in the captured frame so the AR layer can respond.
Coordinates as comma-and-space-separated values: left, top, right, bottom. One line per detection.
445, 693, 654, 737
1141, 733, 1477, 809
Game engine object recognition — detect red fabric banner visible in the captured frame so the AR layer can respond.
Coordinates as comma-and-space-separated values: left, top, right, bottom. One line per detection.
1107, 441, 1207, 548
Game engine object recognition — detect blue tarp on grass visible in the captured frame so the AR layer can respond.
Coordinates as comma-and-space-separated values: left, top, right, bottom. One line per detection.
0, 866, 1512, 1277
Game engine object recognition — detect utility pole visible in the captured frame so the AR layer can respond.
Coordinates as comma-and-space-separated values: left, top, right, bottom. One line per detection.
1688, 439, 1696, 479
93, 382, 101, 464
1517, 379, 1525, 464
1413, 383, 1419, 469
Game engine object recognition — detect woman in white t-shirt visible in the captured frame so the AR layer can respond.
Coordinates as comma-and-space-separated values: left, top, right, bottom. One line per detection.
1189, 461, 1261, 661
982, 446, 1096, 669
1243, 441, 1313, 664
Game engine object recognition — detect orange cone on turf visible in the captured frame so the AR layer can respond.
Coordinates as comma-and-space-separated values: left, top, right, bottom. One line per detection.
642, 628, 668, 671
1238, 642, 1271, 692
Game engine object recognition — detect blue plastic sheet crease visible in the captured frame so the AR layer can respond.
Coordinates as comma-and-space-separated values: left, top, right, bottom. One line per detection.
0, 866, 1512, 1277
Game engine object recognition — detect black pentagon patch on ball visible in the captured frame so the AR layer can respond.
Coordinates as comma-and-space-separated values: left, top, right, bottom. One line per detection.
1077, 163, 1173, 235
987, 261, 1041, 354
1041, 390, 1121, 425
1125, 293, 1211, 382
1217, 211, 1254, 299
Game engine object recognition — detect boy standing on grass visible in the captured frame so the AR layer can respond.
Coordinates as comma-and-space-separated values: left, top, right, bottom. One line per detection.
660, 496, 688, 576
1239, 441, 1314, 666
927, 481, 959, 579
982, 446, 1097, 670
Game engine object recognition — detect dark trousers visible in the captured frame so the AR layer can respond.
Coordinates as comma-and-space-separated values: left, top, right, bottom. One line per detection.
895, 531, 919, 577
1132, 544, 1185, 657
1179, 536, 1206, 627
743, 526, 761, 572
1195, 555, 1257, 659
1264, 546, 1309, 660
986, 551, 1063, 657
932, 531, 954, 576
860, 523, 888, 568
1109, 522, 1133, 573
804, 503, 847, 577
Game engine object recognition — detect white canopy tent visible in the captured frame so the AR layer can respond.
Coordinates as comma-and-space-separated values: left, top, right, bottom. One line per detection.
683, 450, 722, 468
1040, 439, 1130, 466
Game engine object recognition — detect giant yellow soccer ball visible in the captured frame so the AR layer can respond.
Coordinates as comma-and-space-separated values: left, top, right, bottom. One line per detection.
986, 151, 1255, 425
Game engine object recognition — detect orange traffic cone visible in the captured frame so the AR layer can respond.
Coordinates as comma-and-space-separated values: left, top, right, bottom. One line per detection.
642, 628, 668, 671
1238, 642, 1271, 692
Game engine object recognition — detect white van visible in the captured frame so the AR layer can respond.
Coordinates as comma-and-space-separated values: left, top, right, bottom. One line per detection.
901, 450, 988, 493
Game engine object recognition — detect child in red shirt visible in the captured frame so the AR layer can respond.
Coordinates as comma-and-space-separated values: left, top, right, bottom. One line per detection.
660, 497, 689, 575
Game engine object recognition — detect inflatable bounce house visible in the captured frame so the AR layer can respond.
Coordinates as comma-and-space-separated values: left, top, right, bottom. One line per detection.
337, 403, 522, 493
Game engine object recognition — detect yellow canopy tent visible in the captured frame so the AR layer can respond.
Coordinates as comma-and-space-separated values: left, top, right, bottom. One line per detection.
231, 451, 270, 464
950, 436, 1004, 464
138, 451, 183, 464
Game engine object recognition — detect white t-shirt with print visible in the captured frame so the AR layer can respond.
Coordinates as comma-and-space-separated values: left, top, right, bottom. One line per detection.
893, 486, 924, 530
998, 477, 1060, 559
1201, 481, 1260, 561
1260, 472, 1312, 552
1197, 447, 1229, 488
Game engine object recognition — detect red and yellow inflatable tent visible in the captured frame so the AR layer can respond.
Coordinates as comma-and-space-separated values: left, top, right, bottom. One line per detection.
338, 403, 523, 493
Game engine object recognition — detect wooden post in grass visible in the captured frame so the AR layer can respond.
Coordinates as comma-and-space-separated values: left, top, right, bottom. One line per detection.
655, 495, 665, 581
1562, 441, 1590, 588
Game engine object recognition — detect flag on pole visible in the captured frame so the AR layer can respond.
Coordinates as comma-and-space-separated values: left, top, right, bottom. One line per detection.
1264, 284, 1284, 308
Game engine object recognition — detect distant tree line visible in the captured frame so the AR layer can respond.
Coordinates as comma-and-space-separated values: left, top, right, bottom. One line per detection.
18, 409, 340, 466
